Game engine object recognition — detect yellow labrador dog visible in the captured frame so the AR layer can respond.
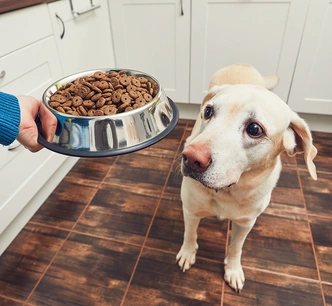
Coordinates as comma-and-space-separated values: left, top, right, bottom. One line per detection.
176, 64, 317, 292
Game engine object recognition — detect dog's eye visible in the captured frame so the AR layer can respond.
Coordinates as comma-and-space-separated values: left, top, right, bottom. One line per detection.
246, 122, 264, 138
204, 106, 213, 120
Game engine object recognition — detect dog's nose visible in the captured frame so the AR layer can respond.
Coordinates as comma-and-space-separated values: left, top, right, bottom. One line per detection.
182, 144, 211, 173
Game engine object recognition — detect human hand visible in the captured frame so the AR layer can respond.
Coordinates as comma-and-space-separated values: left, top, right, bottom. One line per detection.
17, 95, 57, 152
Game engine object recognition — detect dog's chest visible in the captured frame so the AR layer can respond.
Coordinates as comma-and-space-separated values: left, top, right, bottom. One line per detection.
210, 190, 243, 220
181, 177, 271, 222
205, 188, 268, 222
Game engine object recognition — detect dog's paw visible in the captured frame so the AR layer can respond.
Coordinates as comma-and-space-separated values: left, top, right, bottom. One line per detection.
224, 261, 245, 293
176, 243, 198, 272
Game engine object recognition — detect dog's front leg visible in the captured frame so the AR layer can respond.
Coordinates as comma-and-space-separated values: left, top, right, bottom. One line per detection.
176, 208, 200, 272
224, 219, 256, 293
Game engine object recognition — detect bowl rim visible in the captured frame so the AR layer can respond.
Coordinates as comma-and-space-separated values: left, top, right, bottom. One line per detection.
37, 97, 179, 157
42, 68, 163, 119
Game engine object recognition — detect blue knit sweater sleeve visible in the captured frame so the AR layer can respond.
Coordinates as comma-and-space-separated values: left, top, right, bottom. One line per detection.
0, 92, 21, 146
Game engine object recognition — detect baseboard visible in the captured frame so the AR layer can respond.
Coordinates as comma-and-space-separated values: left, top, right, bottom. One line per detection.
298, 113, 332, 133
175, 102, 199, 120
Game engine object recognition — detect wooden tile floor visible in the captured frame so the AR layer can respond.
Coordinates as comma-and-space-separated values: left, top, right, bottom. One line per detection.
0, 119, 332, 305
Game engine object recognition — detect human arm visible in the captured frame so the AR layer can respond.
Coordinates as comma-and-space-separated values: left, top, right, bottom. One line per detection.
0, 92, 57, 152
0, 92, 20, 146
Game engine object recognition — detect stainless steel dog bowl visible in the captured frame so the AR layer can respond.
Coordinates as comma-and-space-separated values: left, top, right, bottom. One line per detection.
37, 68, 179, 157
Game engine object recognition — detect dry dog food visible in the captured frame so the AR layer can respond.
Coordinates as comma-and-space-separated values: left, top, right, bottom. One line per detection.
48, 70, 159, 116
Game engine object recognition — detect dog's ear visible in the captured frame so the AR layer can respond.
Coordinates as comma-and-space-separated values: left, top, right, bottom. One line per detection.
202, 85, 226, 106
283, 112, 317, 180
264, 74, 279, 90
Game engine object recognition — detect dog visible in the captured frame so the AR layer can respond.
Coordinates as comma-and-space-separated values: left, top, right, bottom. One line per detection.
176, 64, 317, 292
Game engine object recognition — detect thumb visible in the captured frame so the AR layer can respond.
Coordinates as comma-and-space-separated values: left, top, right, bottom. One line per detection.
38, 102, 57, 143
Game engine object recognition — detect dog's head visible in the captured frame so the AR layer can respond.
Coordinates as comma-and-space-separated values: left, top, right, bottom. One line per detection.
181, 65, 317, 191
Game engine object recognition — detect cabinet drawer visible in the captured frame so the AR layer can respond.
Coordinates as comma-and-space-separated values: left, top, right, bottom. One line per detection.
0, 36, 63, 97
0, 36, 63, 172
0, 144, 24, 171
0, 148, 69, 235
0, 4, 53, 57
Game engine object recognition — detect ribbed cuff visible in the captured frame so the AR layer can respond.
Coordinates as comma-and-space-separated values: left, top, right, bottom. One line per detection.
0, 92, 21, 146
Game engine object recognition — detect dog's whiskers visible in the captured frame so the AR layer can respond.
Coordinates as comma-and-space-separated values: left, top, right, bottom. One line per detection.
176, 152, 183, 160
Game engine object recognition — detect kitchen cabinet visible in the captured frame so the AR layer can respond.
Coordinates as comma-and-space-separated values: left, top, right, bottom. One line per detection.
48, 0, 115, 76
190, 0, 310, 104
288, 0, 332, 115
0, 4, 64, 171
108, 0, 191, 103
0, 4, 78, 256
109, 0, 309, 105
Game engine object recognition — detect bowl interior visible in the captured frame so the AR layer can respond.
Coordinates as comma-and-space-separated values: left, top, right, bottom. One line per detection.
43, 68, 161, 119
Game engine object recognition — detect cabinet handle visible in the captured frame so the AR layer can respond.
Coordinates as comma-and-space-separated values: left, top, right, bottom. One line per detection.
0, 70, 5, 78
7, 140, 21, 150
69, 0, 100, 16
180, 0, 184, 16
55, 13, 65, 39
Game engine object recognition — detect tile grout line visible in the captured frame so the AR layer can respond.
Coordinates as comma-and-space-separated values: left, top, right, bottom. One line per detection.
0, 293, 25, 305
23, 156, 120, 305
221, 219, 231, 306
120, 122, 189, 306
298, 168, 332, 176
96, 156, 121, 189
297, 165, 327, 306
23, 230, 71, 305
314, 170, 332, 175
322, 281, 332, 286
306, 212, 332, 221
241, 265, 323, 284
139, 243, 332, 286
27, 221, 145, 249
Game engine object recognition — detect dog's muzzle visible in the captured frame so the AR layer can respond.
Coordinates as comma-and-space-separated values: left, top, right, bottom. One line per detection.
181, 152, 213, 189
181, 150, 237, 191
181, 144, 213, 188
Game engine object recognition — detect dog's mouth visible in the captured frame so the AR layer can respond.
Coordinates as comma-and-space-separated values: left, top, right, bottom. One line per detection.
182, 163, 236, 191
182, 166, 203, 184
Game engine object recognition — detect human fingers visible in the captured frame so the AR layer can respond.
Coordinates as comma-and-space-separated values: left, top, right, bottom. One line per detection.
16, 124, 43, 152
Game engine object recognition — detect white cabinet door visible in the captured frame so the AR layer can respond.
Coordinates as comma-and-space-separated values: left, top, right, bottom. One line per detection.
48, 0, 115, 76
288, 0, 332, 115
190, 0, 310, 104
0, 36, 70, 235
108, 0, 190, 103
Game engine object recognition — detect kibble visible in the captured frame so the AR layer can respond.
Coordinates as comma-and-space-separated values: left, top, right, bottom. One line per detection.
48, 70, 158, 116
